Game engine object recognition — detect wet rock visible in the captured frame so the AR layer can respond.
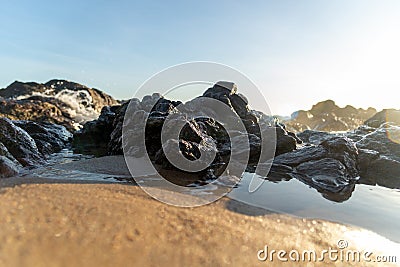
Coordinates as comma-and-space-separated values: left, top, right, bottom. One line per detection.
0, 156, 21, 178
359, 156, 400, 188
357, 149, 380, 175
295, 158, 357, 193
266, 163, 293, 181
275, 124, 297, 155
272, 136, 359, 194
349, 125, 400, 188
73, 106, 119, 156
351, 125, 400, 160
14, 121, 72, 155
274, 145, 329, 166
297, 130, 338, 145
108, 103, 128, 155
0, 117, 42, 166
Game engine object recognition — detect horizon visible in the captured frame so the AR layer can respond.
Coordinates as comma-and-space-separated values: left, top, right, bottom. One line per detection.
1, 0, 400, 115
0, 78, 385, 117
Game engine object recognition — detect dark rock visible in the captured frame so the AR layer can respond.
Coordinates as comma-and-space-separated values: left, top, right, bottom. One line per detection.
274, 145, 329, 166
0, 117, 42, 166
295, 158, 358, 193
108, 103, 128, 155
351, 125, 400, 161
14, 121, 72, 155
275, 124, 297, 155
359, 156, 400, 188
0, 156, 21, 178
357, 149, 380, 175
266, 163, 293, 181
272, 136, 360, 195
297, 130, 339, 145
73, 106, 119, 156
349, 124, 400, 188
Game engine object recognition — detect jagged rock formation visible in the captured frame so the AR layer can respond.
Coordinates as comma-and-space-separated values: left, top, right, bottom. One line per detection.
74, 82, 301, 182
285, 100, 376, 132
70, 82, 362, 197
0, 117, 72, 178
0, 80, 118, 131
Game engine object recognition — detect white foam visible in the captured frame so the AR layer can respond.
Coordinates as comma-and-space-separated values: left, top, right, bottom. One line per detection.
16, 89, 100, 129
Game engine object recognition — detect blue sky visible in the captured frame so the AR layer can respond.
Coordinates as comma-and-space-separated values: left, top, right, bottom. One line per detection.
1, 0, 399, 115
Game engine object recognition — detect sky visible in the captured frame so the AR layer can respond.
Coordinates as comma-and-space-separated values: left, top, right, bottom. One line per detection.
1, 0, 399, 115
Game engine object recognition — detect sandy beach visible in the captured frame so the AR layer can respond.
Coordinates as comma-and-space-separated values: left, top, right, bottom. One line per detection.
0, 156, 398, 267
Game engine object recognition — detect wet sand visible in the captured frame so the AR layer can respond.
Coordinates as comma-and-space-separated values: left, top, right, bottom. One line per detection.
0, 156, 398, 266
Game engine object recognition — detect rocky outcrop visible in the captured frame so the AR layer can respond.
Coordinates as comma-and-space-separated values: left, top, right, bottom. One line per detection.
348, 125, 400, 188
0, 117, 73, 178
14, 121, 72, 156
74, 82, 301, 183
285, 100, 376, 132
0, 80, 118, 131
294, 125, 400, 192
72, 82, 399, 201
271, 136, 359, 201
0, 117, 43, 167
72, 105, 121, 156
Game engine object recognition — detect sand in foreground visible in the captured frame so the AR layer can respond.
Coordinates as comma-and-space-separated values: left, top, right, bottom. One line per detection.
0, 157, 398, 267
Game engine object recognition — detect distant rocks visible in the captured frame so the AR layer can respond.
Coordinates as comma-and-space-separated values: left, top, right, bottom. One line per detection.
285, 100, 376, 132
364, 109, 400, 128
0, 80, 118, 131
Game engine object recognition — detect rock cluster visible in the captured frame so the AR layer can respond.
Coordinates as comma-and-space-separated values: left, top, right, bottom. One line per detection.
74, 82, 301, 181
75, 82, 400, 201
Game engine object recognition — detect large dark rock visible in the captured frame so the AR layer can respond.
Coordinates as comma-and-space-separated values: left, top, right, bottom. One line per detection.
359, 156, 400, 188
0, 117, 42, 166
272, 136, 360, 197
295, 158, 357, 193
14, 121, 72, 155
0, 117, 76, 177
74, 82, 301, 186
274, 145, 329, 166
347, 124, 400, 188
73, 106, 119, 156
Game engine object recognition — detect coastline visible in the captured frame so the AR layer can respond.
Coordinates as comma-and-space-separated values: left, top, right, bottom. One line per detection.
0, 156, 398, 266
